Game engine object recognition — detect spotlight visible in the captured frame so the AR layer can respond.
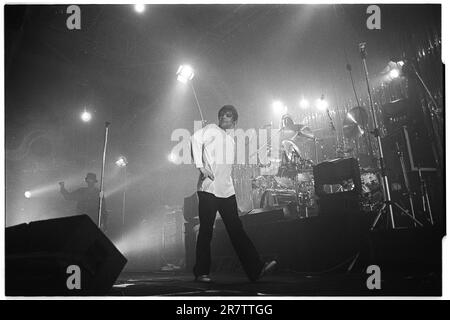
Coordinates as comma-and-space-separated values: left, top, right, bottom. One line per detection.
389, 68, 400, 79
24, 191, 31, 199
115, 156, 128, 168
316, 98, 328, 111
134, 4, 146, 13
299, 98, 309, 109
81, 110, 92, 122
272, 100, 287, 115
168, 153, 178, 163
176, 65, 195, 84
384, 61, 404, 81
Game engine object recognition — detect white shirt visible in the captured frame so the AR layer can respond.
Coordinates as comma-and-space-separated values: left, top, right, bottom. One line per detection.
191, 123, 235, 198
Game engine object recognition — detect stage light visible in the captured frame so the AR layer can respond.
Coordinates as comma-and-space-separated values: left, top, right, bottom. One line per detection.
115, 156, 128, 168
176, 65, 195, 84
389, 68, 400, 79
272, 100, 287, 115
24, 191, 31, 199
176, 64, 204, 122
168, 153, 178, 163
299, 98, 309, 109
384, 61, 404, 81
134, 4, 146, 13
316, 98, 328, 111
81, 110, 92, 122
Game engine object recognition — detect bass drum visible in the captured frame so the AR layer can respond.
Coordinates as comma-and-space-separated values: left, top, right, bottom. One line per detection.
360, 170, 383, 211
361, 171, 381, 194
260, 189, 297, 208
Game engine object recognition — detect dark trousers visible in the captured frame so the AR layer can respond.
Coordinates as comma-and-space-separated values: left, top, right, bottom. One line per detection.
194, 191, 264, 281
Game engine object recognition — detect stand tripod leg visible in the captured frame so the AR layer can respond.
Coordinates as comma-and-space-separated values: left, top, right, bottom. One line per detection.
392, 202, 423, 227
407, 196, 417, 227
347, 252, 360, 273
382, 175, 396, 228
419, 168, 434, 225
396, 141, 417, 226
371, 203, 386, 230
424, 184, 434, 225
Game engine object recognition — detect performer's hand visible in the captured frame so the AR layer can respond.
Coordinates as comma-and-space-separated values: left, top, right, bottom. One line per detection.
199, 168, 214, 181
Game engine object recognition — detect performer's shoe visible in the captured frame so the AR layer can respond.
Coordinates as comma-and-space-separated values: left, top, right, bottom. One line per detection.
258, 260, 277, 280
195, 275, 212, 283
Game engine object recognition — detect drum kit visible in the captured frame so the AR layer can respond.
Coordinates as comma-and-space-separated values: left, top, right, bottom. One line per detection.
250, 108, 382, 218
246, 43, 439, 228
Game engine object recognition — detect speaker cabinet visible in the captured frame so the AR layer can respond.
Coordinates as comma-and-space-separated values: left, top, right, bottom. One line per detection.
6, 215, 127, 296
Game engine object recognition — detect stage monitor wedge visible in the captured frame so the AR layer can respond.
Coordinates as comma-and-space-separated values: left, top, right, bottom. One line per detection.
6, 215, 127, 296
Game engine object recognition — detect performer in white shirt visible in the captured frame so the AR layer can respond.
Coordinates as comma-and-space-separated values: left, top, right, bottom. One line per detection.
191, 105, 277, 283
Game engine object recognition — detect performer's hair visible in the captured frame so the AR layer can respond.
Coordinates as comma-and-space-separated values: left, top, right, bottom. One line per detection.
218, 105, 238, 122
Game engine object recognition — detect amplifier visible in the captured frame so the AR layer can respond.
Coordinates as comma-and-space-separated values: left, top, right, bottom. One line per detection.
313, 157, 362, 195
313, 158, 362, 218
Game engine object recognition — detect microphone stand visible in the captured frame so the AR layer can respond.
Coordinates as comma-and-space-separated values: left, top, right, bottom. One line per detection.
346, 63, 361, 108
326, 108, 340, 158
346, 63, 375, 164
358, 43, 422, 230
98, 121, 110, 229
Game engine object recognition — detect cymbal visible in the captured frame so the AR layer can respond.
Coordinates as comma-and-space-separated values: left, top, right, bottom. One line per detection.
343, 106, 368, 139
298, 125, 315, 140
281, 124, 315, 140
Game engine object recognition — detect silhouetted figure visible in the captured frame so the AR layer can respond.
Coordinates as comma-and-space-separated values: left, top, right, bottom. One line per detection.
59, 172, 107, 230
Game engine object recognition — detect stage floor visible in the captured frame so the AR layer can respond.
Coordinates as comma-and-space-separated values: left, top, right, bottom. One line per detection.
110, 271, 440, 296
